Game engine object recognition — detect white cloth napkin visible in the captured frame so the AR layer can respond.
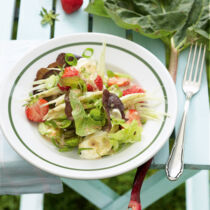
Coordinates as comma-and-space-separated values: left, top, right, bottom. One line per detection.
0, 40, 63, 195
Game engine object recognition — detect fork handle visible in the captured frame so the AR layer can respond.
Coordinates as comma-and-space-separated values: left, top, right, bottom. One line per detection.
166, 96, 191, 181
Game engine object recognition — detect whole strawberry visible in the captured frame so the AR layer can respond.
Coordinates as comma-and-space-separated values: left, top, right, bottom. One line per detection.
61, 0, 83, 14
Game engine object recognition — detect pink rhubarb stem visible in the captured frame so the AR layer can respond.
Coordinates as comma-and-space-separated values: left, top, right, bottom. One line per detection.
169, 46, 179, 82
128, 158, 153, 210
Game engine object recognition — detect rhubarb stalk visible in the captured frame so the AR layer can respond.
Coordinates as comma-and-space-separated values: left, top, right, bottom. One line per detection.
168, 45, 179, 82
128, 158, 153, 210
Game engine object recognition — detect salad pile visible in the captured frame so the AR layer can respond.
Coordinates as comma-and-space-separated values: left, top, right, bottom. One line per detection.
24, 44, 158, 159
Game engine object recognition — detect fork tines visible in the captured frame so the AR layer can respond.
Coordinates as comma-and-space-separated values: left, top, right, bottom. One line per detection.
184, 43, 206, 85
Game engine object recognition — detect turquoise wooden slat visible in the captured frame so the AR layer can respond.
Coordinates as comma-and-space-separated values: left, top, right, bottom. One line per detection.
102, 169, 198, 210
92, 16, 126, 37
20, 194, 44, 210
61, 178, 119, 209
0, 0, 16, 39
175, 49, 210, 168
133, 32, 166, 64
151, 143, 170, 168
132, 32, 170, 167
186, 171, 210, 210
54, 0, 89, 37
17, 0, 53, 39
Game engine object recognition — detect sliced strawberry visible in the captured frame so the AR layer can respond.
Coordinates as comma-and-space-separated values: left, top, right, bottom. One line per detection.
87, 83, 94, 91
61, 0, 83, 14
108, 77, 130, 87
126, 109, 141, 125
57, 83, 70, 91
62, 66, 79, 78
94, 75, 103, 90
25, 99, 49, 122
123, 85, 145, 96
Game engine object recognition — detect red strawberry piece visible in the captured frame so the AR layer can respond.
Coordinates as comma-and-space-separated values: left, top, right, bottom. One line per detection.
94, 75, 103, 90
25, 99, 49, 122
126, 109, 141, 125
62, 66, 79, 78
108, 77, 130, 87
123, 85, 145, 96
87, 83, 94, 91
57, 83, 70, 91
61, 0, 83, 14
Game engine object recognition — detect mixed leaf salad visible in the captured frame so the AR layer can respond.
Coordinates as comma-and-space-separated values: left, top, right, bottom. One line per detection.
24, 44, 158, 159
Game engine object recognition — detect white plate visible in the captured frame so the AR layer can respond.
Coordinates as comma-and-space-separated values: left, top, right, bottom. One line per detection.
0, 33, 177, 179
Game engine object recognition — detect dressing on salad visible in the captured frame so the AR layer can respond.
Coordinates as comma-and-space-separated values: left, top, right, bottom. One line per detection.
24, 43, 159, 159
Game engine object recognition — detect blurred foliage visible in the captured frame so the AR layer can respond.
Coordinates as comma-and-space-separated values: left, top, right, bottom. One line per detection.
0, 195, 19, 210
44, 184, 98, 210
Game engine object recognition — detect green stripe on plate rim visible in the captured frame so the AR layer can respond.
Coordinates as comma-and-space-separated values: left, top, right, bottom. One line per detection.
8, 42, 168, 171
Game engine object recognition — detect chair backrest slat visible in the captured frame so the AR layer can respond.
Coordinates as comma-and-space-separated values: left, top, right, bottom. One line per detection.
0, 0, 16, 40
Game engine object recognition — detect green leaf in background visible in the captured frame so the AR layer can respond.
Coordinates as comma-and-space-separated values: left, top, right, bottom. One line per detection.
85, 0, 209, 81
86, 0, 209, 48
172, 0, 209, 50
85, 0, 109, 17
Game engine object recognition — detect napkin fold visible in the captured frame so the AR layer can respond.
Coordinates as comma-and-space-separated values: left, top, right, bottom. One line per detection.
0, 40, 63, 195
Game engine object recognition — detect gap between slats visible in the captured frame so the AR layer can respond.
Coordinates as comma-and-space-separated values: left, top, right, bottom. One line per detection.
11, 0, 20, 40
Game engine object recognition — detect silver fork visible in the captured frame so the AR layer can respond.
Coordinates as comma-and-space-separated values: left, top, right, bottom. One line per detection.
166, 43, 206, 181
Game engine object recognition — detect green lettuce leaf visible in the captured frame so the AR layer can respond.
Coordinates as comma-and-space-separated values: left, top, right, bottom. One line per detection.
54, 119, 72, 128
108, 120, 142, 151
60, 76, 87, 92
38, 122, 62, 140
69, 92, 103, 136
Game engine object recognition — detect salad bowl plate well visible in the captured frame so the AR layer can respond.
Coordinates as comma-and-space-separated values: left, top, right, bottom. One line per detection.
0, 33, 177, 179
